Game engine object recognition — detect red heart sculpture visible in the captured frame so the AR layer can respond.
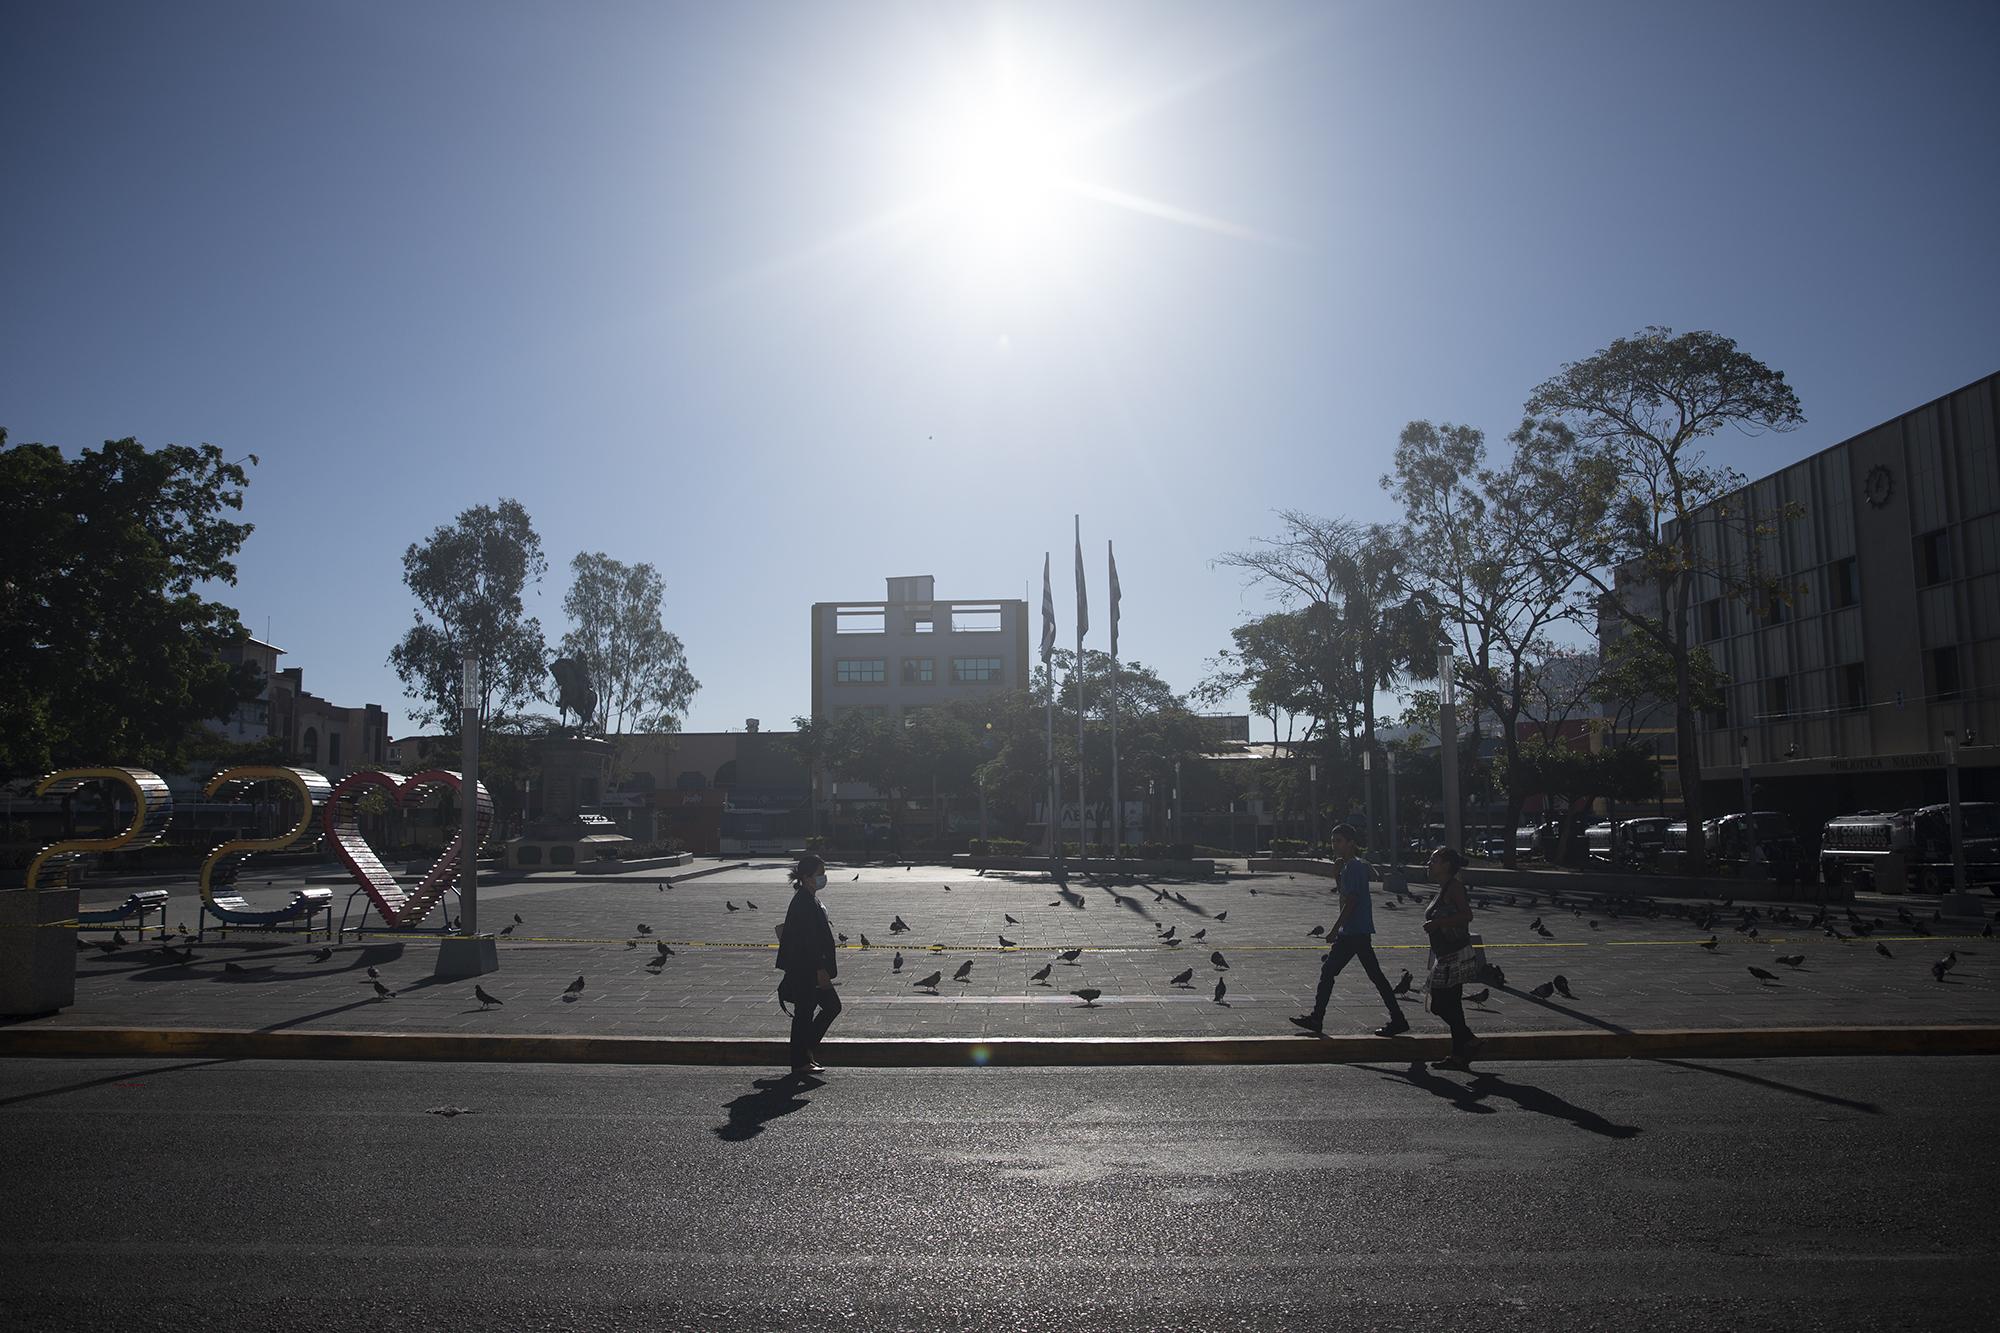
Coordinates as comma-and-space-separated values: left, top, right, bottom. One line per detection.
324, 769, 493, 928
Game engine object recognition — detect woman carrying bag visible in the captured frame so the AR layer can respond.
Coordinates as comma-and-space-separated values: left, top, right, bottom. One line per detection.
1422, 846, 1485, 1072
776, 853, 840, 1076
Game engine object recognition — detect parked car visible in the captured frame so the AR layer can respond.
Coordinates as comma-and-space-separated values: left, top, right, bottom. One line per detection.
1822, 803, 2000, 893
1708, 811, 1807, 881
1587, 817, 1672, 869
1514, 821, 1562, 861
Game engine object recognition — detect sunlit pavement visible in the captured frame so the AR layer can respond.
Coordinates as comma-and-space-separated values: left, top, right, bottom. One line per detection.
1, 1054, 1994, 1331
20, 862, 1998, 1041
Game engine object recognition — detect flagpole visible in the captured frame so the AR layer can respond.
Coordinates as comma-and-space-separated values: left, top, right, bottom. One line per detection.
1041, 553, 1060, 875
1075, 515, 1087, 879
1109, 539, 1121, 866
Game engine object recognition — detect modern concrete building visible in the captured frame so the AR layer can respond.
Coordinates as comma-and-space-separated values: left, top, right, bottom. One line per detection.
1604, 369, 1999, 827
810, 575, 1031, 725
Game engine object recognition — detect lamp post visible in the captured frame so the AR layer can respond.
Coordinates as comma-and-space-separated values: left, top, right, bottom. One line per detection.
1737, 733, 1763, 876
434, 653, 497, 979
1942, 727, 1980, 916
1386, 748, 1404, 892
1360, 748, 1373, 856
1439, 645, 1461, 854
1173, 758, 1181, 846
1308, 763, 1319, 852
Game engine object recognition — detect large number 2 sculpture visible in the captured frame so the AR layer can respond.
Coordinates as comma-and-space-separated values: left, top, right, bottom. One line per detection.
26, 768, 175, 890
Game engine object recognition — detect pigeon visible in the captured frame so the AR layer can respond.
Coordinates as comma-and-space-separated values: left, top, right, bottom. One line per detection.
746, 901, 758, 910
474, 985, 501, 1009
1701, 936, 1720, 951
1005, 914, 1019, 925
1049, 901, 1062, 907
513, 914, 524, 925
1530, 981, 1555, 998
953, 960, 974, 982
367, 965, 381, 979
1553, 975, 1573, 999
1943, 951, 1958, 972
626, 940, 637, 949
724, 903, 738, 912
1465, 988, 1490, 1005
1058, 948, 1082, 963
1073, 988, 1103, 1006
656, 941, 675, 957
1932, 959, 1949, 983
1169, 967, 1194, 987
1210, 951, 1229, 970
1589, 921, 1600, 930
657, 881, 665, 891
906, 864, 914, 872
1529, 917, 1543, 931
1748, 966, 1778, 983
1213, 977, 1227, 1004
1392, 970, 1413, 995
852, 873, 860, 880
837, 933, 848, 943
564, 975, 585, 997
859, 933, 871, 948
1876, 943, 1893, 959
310, 946, 332, 963
913, 970, 942, 990
1160, 926, 1178, 941
1215, 910, 1227, 921
998, 935, 1017, 948
1309, 925, 1326, 937
890, 916, 910, 933
1747, 927, 1759, 939
1190, 929, 1207, 942
499, 924, 515, 936
371, 979, 394, 999
1776, 954, 1805, 968
1029, 962, 1053, 983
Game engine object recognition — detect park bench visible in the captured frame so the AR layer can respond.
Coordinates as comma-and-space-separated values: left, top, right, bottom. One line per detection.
76, 888, 170, 936
199, 884, 333, 942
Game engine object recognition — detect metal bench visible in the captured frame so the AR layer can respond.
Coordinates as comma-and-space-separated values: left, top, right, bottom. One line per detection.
76, 888, 170, 936
200, 886, 334, 942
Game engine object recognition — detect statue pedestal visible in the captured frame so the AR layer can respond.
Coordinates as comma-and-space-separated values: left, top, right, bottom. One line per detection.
536, 736, 614, 822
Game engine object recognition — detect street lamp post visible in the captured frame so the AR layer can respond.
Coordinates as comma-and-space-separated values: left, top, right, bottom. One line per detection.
1308, 763, 1319, 852
1942, 728, 1980, 916
1173, 758, 1182, 846
1360, 748, 1373, 856
1386, 748, 1403, 892
434, 653, 497, 979
1439, 645, 1461, 854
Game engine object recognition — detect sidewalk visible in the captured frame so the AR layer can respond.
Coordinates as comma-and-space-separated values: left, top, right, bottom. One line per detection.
8, 864, 1996, 1058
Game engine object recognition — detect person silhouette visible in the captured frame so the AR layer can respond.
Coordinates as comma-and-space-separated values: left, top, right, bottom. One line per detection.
776, 853, 841, 1075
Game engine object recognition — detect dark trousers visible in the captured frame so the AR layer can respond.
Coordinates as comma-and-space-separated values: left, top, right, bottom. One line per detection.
788, 982, 842, 1068
1311, 935, 1404, 1021
1428, 983, 1475, 1053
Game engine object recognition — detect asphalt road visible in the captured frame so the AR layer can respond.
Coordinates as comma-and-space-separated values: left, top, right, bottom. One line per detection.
3, 1055, 1996, 1331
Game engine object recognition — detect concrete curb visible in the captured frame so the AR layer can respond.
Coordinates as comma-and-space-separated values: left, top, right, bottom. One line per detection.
4, 1024, 1997, 1066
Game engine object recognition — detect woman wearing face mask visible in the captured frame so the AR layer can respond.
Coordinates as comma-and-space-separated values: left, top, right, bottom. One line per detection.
776, 853, 840, 1075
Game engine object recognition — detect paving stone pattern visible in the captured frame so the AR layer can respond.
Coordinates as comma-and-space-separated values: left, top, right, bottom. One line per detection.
18, 861, 2000, 1041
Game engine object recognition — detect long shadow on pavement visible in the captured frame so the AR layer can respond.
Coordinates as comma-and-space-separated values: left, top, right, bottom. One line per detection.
715, 1074, 821, 1142
0, 1058, 240, 1109
1648, 1057, 1884, 1115
1365, 1061, 1642, 1138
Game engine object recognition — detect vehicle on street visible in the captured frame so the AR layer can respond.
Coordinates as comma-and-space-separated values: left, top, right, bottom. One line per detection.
1821, 803, 2000, 893
1586, 816, 1672, 869
1708, 811, 1807, 881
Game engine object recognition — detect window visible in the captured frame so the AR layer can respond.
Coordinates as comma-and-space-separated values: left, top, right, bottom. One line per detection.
901, 657, 934, 684
1700, 600, 1724, 641
1761, 596, 1787, 626
1841, 662, 1867, 712
1702, 699, 1728, 732
950, 604, 1004, 633
301, 726, 318, 762
1918, 530, 1952, 585
951, 656, 1004, 683
1828, 557, 1858, 609
1931, 646, 1962, 700
835, 658, 887, 684
835, 607, 886, 634
1763, 677, 1791, 719
911, 616, 934, 634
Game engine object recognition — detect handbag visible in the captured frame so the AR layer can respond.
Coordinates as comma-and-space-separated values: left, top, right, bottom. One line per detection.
1426, 941, 1484, 992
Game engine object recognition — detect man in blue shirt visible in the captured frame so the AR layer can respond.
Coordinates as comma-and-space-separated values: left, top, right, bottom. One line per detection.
1291, 823, 1409, 1036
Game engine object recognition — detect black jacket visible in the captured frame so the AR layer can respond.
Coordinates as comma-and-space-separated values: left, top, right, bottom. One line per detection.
776, 889, 837, 981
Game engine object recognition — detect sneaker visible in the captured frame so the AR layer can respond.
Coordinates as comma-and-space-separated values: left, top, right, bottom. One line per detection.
1289, 1014, 1326, 1034
1374, 1017, 1411, 1037
804, 1059, 827, 1073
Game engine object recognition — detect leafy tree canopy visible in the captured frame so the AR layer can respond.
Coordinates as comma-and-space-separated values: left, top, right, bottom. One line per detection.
558, 552, 699, 734
0, 431, 262, 778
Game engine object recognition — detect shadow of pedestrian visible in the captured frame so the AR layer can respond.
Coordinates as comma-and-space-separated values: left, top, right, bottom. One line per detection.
715, 1074, 820, 1141
1467, 1071, 1643, 1139
1364, 1061, 1497, 1114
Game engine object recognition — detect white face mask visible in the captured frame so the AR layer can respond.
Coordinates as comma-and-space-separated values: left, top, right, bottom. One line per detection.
812, 872, 828, 890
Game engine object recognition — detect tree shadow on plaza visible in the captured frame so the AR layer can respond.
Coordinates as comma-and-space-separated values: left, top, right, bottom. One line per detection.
714, 1073, 822, 1141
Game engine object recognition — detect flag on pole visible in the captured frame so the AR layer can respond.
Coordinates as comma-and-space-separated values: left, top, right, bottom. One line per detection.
1040, 553, 1056, 661
1108, 541, 1121, 658
1074, 517, 1089, 640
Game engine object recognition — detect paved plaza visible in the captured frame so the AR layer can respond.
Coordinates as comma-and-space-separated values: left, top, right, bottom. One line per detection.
14, 860, 1999, 1043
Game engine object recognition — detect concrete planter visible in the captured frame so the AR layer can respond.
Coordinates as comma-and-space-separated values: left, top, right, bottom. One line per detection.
0, 887, 78, 1017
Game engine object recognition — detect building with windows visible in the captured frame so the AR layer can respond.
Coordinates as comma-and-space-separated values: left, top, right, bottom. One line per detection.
810, 575, 1030, 724
208, 634, 388, 777
1603, 368, 1998, 829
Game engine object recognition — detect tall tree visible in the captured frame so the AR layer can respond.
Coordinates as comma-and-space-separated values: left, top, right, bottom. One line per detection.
388, 499, 549, 731
1516, 327, 1803, 871
0, 431, 263, 777
1384, 421, 1586, 864
558, 552, 699, 733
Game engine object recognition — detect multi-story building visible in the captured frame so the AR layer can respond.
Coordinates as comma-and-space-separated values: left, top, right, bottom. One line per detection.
1603, 368, 1998, 828
206, 633, 388, 777
810, 575, 1030, 724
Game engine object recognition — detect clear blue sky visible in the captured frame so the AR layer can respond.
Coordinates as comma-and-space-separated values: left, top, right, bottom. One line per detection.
6, 0, 1998, 740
